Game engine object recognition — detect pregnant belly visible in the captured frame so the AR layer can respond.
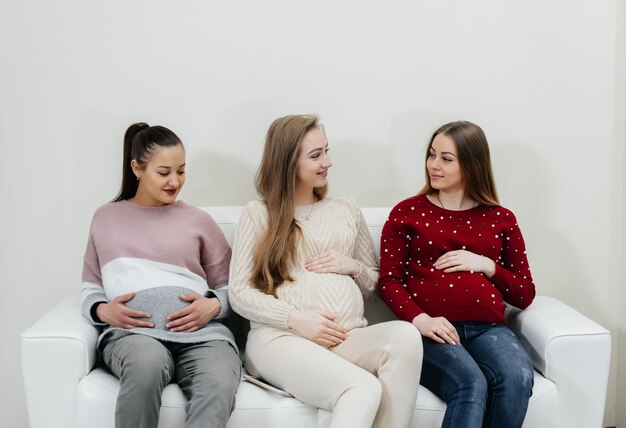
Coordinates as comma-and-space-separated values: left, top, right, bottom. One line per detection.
123, 286, 195, 330
307, 274, 365, 328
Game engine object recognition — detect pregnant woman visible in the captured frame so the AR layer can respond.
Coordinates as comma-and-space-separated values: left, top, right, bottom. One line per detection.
229, 115, 422, 428
81, 122, 240, 428
379, 121, 535, 428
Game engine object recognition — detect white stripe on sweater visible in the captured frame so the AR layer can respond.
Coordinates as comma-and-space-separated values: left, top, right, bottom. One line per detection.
101, 257, 208, 299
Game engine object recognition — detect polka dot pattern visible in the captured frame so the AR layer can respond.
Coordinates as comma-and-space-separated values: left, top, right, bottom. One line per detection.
378, 194, 536, 325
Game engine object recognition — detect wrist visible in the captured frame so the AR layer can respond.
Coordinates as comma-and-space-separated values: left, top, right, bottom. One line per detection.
93, 302, 107, 323
287, 308, 300, 329
411, 313, 428, 328
350, 259, 362, 278
482, 257, 496, 278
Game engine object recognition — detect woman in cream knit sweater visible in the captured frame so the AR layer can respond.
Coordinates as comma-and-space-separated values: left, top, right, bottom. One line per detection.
228, 115, 422, 428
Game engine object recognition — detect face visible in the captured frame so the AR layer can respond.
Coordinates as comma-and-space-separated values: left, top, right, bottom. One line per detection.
132, 144, 186, 206
295, 127, 332, 194
426, 133, 464, 193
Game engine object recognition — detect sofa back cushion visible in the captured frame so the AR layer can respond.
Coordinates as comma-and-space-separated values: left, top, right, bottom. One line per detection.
201, 205, 396, 326
201, 205, 391, 259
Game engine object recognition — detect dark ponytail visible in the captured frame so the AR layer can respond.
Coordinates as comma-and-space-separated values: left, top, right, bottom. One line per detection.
113, 122, 183, 202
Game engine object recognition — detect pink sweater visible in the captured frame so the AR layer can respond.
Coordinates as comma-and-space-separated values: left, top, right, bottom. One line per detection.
81, 200, 234, 349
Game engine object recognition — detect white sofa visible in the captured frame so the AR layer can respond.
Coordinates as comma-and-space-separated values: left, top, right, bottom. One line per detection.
21, 206, 611, 428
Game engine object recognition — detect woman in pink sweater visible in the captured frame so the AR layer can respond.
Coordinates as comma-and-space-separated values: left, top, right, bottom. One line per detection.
379, 121, 535, 428
81, 123, 240, 428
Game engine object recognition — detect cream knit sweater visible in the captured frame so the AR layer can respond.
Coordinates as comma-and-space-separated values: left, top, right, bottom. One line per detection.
228, 197, 379, 334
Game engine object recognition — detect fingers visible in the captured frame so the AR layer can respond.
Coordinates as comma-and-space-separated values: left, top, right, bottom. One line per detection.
115, 291, 136, 303
318, 312, 347, 335
432, 324, 460, 345
167, 317, 199, 332
166, 296, 219, 331
315, 327, 347, 347
166, 305, 196, 331
434, 250, 471, 273
305, 250, 348, 274
178, 292, 201, 302
98, 299, 153, 328
125, 317, 154, 329
305, 253, 334, 272
314, 313, 347, 344
167, 305, 192, 322
124, 307, 151, 319
434, 252, 459, 269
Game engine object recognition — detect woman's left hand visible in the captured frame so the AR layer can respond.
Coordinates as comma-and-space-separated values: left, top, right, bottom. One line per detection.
434, 250, 496, 277
305, 249, 359, 276
166, 293, 221, 332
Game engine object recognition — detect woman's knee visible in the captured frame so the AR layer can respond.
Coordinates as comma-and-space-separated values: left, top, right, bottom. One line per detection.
439, 360, 488, 405
382, 321, 423, 359
456, 375, 488, 404
116, 337, 173, 388
494, 362, 534, 399
344, 372, 382, 407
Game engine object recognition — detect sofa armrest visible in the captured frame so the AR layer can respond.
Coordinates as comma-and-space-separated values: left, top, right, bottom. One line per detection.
507, 295, 611, 428
21, 295, 99, 428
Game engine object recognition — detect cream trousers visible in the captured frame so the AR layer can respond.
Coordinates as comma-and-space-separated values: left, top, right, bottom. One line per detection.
244, 320, 423, 428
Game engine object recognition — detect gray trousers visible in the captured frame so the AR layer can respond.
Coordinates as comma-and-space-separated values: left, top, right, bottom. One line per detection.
102, 334, 241, 428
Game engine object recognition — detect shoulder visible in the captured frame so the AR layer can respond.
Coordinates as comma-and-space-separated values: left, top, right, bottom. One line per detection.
327, 196, 359, 210
388, 194, 428, 218
245, 199, 267, 212
243, 199, 268, 217
177, 202, 212, 221
90, 201, 127, 224
240, 200, 269, 227
489, 206, 517, 226
479, 204, 518, 223
322, 196, 363, 219
177, 202, 223, 230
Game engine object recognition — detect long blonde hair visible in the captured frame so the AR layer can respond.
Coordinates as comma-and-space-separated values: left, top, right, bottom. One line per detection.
251, 115, 328, 295
419, 121, 499, 207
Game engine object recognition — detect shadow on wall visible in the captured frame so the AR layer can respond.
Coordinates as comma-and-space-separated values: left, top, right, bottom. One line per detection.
186, 101, 277, 206
186, 149, 258, 206
331, 111, 446, 207
491, 142, 599, 316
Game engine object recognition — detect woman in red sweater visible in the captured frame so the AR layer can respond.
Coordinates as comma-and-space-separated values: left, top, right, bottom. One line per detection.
379, 121, 535, 428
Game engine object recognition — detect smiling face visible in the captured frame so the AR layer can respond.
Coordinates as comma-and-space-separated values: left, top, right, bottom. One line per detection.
426, 133, 465, 193
294, 127, 332, 201
131, 144, 186, 206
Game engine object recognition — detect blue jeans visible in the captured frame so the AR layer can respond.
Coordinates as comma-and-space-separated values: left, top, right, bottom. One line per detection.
420, 323, 534, 428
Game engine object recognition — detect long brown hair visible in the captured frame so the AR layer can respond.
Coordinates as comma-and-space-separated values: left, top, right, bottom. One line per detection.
251, 115, 327, 295
419, 121, 499, 206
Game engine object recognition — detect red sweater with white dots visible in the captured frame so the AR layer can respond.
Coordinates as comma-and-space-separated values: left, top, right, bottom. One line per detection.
379, 194, 535, 325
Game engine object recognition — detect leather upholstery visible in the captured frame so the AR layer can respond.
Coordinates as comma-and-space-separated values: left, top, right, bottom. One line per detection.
21, 206, 611, 428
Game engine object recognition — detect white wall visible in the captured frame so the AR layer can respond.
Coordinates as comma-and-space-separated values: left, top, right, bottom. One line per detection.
1, 1, 622, 426
616, 1, 626, 426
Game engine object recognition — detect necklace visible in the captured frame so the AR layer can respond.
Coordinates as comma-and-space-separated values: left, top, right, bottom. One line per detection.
436, 193, 447, 210
435, 193, 477, 211
298, 197, 318, 221
303, 202, 315, 220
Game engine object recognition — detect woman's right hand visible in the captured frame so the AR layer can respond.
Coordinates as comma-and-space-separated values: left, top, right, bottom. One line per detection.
287, 309, 348, 347
412, 313, 460, 345
96, 292, 154, 329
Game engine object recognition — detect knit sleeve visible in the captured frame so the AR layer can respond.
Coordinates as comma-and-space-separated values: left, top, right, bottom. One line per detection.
490, 212, 536, 309
81, 222, 108, 326
200, 213, 233, 319
349, 201, 379, 299
228, 202, 294, 329
378, 206, 424, 323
